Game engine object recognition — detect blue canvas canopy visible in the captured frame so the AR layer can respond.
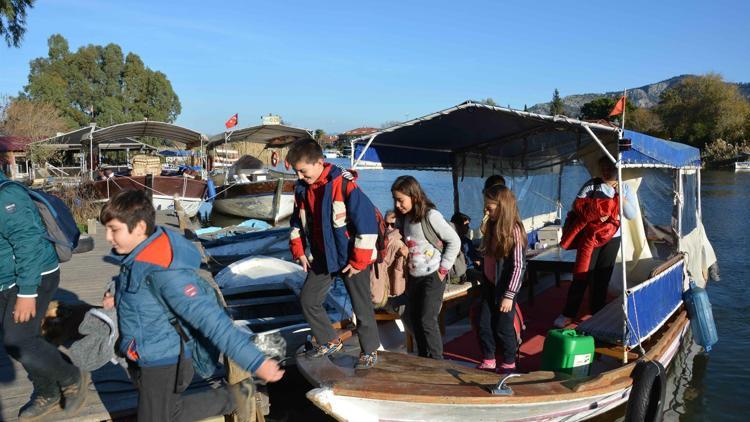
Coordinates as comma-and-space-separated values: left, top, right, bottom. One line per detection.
352, 101, 701, 173
159, 149, 194, 157
621, 130, 701, 168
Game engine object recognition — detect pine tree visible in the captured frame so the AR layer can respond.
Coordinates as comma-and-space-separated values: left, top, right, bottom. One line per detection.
550, 89, 565, 116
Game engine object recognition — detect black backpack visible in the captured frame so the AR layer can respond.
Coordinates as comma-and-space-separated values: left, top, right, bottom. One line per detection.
0, 181, 80, 262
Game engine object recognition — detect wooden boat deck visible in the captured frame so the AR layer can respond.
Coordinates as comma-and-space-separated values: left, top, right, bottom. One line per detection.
0, 213, 226, 422
299, 309, 689, 407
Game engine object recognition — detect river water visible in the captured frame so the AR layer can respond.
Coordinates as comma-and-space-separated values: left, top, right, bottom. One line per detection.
210, 161, 748, 420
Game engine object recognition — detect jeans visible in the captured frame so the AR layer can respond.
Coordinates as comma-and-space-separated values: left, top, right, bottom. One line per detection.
300, 266, 380, 354
128, 360, 236, 422
563, 236, 621, 318
406, 271, 446, 359
477, 279, 518, 364
0, 269, 79, 398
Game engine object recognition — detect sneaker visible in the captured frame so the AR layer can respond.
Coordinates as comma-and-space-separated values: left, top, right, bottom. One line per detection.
307, 338, 344, 358
476, 359, 497, 371
60, 370, 89, 416
228, 379, 255, 422
553, 315, 572, 329
18, 394, 61, 422
354, 351, 378, 369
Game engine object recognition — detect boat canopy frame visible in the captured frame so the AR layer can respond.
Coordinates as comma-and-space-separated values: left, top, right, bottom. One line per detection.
351, 100, 705, 362
32, 121, 209, 179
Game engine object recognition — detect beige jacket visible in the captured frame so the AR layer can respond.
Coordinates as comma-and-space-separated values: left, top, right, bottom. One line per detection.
371, 228, 409, 308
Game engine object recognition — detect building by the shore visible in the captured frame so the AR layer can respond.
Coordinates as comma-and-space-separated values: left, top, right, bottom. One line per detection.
0, 136, 33, 180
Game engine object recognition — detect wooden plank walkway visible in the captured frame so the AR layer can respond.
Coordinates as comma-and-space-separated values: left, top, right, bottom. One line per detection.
0, 213, 210, 421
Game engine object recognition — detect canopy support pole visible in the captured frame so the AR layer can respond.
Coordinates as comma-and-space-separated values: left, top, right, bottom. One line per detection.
617, 150, 630, 363
451, 154, 460, 215
353, 134, 378, 169
583, 125, 616, 164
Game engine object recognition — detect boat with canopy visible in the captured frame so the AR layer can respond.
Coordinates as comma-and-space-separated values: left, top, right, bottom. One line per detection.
207, 124, 312, 223
297, 101, 718, 421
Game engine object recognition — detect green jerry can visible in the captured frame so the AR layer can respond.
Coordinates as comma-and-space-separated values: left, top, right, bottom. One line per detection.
540, 329, 595, 377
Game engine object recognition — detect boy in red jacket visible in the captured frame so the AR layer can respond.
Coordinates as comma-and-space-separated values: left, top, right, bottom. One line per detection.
287, 139, 381, 369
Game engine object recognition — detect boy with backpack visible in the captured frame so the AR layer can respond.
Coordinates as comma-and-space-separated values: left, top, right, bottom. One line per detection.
0, 173, 87, 421
287, 139, 381, 369
99, 189, 283, 422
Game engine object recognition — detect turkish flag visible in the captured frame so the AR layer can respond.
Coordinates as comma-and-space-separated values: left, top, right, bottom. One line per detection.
608, 96, 626, 117
225, 113, 238, 129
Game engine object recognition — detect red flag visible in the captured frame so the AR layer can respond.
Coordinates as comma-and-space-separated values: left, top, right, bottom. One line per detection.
225, 113, 238, 129
608, 96, 626, 117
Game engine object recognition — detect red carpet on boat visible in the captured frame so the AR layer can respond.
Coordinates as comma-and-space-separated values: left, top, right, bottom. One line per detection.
443, 280, 593, 372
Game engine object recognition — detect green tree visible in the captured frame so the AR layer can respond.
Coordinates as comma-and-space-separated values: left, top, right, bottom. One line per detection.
479, 98, 498, 107
549, 89, 564, 115
23, 34, 181, 128
656, 73, 750, 148
0, 0, 33, 47
626, 108, 664, 137
313, 129, 327, 142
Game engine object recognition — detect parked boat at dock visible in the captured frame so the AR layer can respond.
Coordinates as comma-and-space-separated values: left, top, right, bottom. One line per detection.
734, 161, 750, 171
298, 101, 718, 421
215, 256, 352, 356
207, 124, 312, 223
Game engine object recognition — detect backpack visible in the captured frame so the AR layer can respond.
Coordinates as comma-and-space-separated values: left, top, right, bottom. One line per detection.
339, 177, 388, 265
420, 215, 468, 282
145, 275, 222, 379
0, 181, 80, 262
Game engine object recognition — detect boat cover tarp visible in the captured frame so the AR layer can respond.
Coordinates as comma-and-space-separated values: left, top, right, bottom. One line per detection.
621, 130, 701, 168
352, 102, 701, 173
577, 259, 684, 347
206, 124, 312, 150
159, 149, 194, 157
34, 122, 208, 149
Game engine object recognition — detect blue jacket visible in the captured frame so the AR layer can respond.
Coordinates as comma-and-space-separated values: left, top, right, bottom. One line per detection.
289, 164, 379, 273
113, 226, 265, 372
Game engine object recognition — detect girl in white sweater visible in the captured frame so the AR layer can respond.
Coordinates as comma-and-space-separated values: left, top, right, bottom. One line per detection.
391, 175, 460, 359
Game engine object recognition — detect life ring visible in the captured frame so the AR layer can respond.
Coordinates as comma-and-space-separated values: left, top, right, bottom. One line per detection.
271, 151, 279, 167
284, 159, 291, 170
625, 360, 667, 422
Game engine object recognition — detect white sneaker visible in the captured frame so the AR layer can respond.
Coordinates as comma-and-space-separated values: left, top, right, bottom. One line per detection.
553, 315, 572, 329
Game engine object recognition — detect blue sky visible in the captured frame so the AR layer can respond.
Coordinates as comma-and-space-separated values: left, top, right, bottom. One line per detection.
1, 0, 749, 134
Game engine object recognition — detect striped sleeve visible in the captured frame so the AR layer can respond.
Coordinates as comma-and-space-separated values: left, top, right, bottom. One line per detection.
504, 224, 526, 300
344, 181, 379, 270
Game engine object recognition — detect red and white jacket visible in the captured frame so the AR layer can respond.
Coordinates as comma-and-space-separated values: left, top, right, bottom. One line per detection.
289, 164, 379, 273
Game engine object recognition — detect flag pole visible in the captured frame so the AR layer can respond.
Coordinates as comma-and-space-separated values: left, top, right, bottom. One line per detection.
621, 89, 627, 131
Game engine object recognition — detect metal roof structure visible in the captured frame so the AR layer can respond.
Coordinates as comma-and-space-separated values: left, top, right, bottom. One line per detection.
32, 121, 208, 149
206, 124, 312, 150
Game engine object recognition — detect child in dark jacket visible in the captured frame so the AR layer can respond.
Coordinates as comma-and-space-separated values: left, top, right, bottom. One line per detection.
477, 184, 527, 373
287, 139, 381, 369
100, 190, 283, 422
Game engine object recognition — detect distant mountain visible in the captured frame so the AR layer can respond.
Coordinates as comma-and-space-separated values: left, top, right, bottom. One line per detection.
528, 75, 750, 117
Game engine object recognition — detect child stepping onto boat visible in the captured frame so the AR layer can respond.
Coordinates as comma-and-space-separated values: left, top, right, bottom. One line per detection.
477, 185, 527, 373
287, 139, 381, 369
392, 176, 461, 360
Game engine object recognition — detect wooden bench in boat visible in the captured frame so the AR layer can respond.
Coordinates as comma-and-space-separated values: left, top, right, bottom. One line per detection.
374, 281, 475, 352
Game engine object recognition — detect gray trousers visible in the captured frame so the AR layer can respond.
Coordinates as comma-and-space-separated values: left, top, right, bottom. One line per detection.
300, 267, 380, 354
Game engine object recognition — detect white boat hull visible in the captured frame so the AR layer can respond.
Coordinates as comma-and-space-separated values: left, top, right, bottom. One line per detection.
213, 193, 295, 221
95, 194, 203, 218
303, 318, 691, 422
307, 387, 629, 422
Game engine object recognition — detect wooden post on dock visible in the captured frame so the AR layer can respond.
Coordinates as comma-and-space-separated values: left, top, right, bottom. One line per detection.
174, 195, 189, 231
270, 178, 285, 225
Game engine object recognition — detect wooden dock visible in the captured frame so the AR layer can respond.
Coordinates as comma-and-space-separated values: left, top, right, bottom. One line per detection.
0, 213, 221, 422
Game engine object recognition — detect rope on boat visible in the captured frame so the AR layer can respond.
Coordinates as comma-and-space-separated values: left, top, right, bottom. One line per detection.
107, 175, 203, 210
